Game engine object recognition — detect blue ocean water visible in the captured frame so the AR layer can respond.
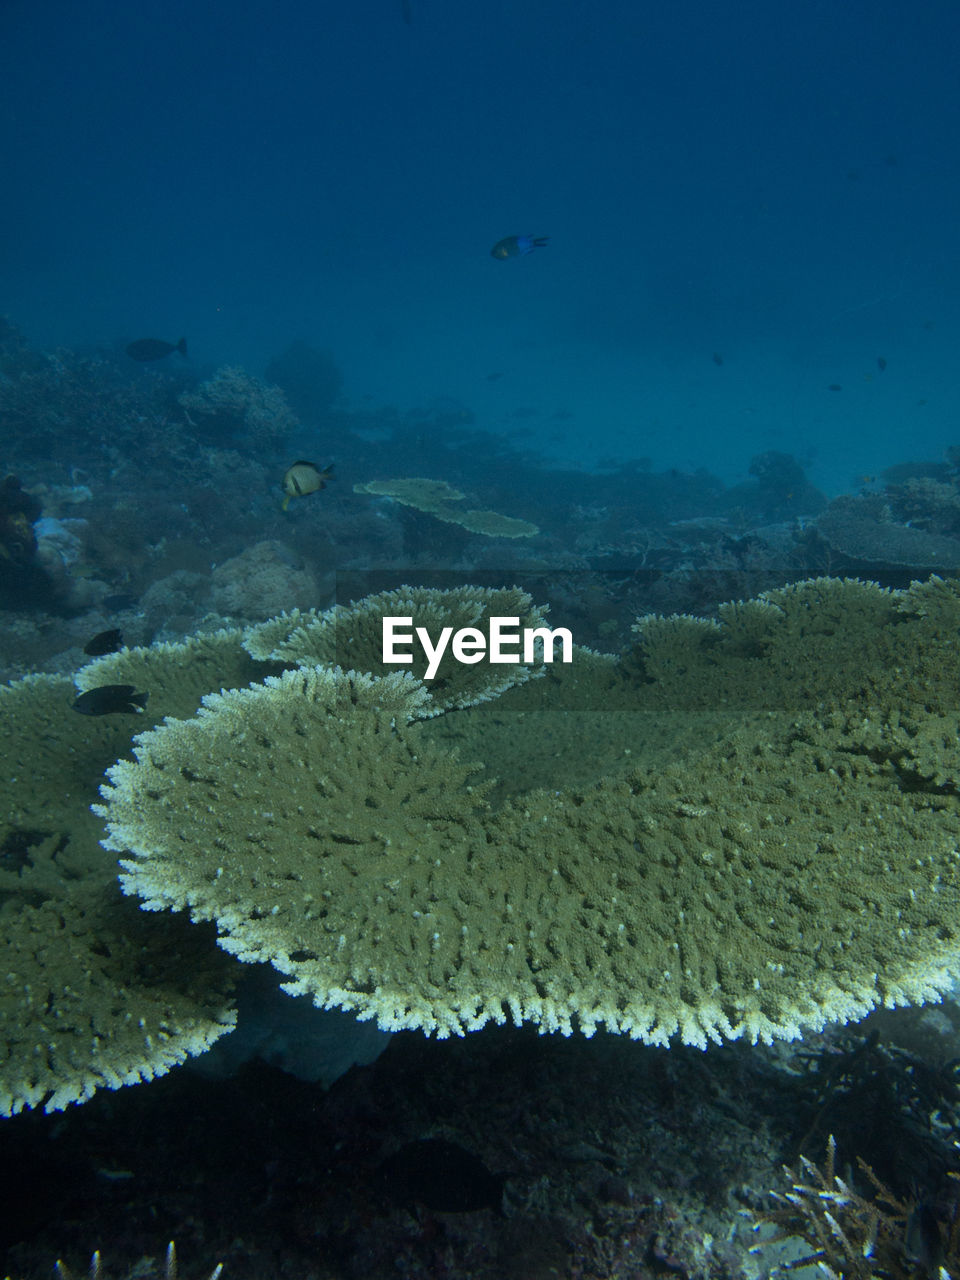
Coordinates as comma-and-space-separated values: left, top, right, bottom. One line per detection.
2, 0, 957, 493
5, 8, 960, 1275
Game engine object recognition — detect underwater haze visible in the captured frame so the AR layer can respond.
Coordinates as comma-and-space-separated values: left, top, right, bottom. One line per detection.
9, 6, 960, 1277
1, 0, 959, 490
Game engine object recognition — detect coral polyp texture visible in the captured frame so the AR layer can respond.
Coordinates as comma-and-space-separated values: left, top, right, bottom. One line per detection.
0, 673, 236, 1117
177, 364, 299, 447
98, 668, 491, 1035
7, 575, 960, 1119
98, 578, 960, 1048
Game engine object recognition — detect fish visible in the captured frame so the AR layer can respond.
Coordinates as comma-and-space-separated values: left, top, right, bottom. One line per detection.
281, 461, 334, 512
83, 628, 124, 657
877, 356, 887, 372
375, 1138, 505, 1214
490, 234, 549, 260
72, 685, 148, 716
125, 337, 188, 362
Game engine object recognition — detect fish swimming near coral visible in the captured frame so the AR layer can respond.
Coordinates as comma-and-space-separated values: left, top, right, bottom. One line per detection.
83, 628, 124, 657
490, 234, 549, 260
73, 684, 148, 716
125, 337, 188, 362
281, 461, 334, 512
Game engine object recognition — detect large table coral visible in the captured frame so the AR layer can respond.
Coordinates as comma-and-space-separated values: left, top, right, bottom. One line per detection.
6, 576, 960, 1118
98, 577, 960, 1050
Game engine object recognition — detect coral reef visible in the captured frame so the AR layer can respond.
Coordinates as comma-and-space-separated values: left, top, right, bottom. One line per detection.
354, 477, 540, 537
178, 366, 299, 450
0, 672, 237, 1116
755, 1134, 960, 1280
208, 540, 324, 619
75, 628, 269, 721
100, 667, 489, 1034
10, 575, 960, 1124
815, 494, 960, 572
100, 579, 960, 1051
0, 632, 276, 1116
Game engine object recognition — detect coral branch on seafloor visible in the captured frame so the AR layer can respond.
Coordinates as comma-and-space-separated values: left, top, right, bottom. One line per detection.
52, 1241, 223, 1280
753, 1134, 959, 1280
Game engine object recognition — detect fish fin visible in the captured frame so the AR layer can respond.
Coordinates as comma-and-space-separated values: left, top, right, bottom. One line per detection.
281, 495, 290, 512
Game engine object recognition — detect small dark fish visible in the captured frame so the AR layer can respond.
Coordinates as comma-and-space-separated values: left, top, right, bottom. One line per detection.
125, 337, 188, 362
281, 461, 334, 511
376, 1138, 505, 1214
712, 352, 724, 366
877, 356, 887, 371
828, 383, 843, 391
83, 628, 124, 657
73, 685, 148, 716
491, 234, 549, 260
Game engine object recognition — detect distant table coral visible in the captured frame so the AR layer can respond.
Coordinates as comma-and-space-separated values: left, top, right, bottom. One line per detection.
354, 476, 539, 537
816, 493, 960, 571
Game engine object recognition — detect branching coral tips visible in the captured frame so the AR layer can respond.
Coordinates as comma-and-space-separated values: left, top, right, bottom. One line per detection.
382, 615, 573, 680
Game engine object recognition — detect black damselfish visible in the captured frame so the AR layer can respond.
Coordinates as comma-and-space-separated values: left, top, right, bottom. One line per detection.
83, 628, 124, 657
73, 685, 148, 716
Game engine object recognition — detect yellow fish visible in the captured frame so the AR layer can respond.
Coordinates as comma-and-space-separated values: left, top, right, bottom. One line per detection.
281, 461, 334, 511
